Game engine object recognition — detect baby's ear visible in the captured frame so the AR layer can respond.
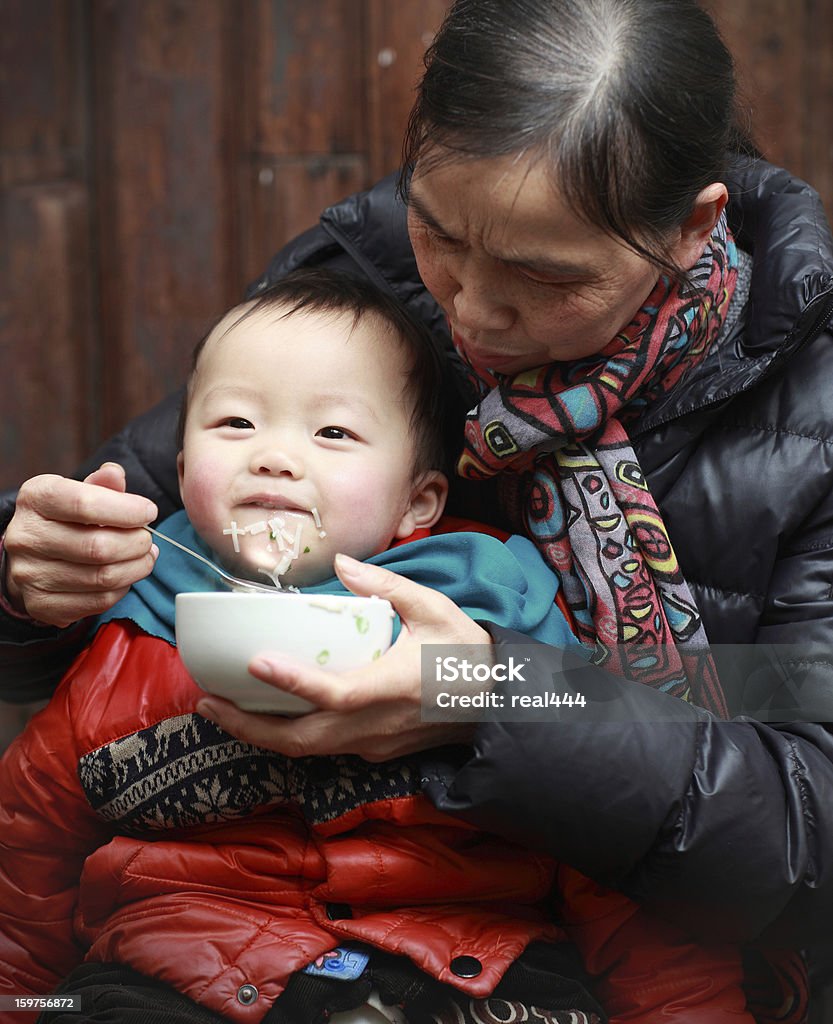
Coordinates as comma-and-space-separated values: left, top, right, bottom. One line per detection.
394, 470, 449, 538
176, 451, 186, 494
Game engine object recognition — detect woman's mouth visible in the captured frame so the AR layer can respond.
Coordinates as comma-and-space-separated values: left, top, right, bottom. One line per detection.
452, 331, 511, 372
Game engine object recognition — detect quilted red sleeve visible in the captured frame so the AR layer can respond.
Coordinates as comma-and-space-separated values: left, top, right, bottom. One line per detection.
0, 665, 111, 1012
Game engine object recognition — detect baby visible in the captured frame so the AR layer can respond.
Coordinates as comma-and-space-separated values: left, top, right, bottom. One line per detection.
0, 270, 753, 1024
173, 270, 450, 591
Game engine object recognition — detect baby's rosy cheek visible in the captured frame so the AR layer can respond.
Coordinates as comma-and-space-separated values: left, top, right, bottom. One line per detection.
181, 473, 220, 525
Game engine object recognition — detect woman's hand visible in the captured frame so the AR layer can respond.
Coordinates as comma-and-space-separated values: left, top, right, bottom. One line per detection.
196, 553, 491, 761
2, 463, 159, 627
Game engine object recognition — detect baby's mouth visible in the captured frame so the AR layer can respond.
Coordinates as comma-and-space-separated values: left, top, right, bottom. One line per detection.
242, 495, 307, 513
222, 506, 327, 589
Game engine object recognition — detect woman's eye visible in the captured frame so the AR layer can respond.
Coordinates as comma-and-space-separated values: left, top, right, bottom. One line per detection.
514, 264, 578, 289
316, 426, 352, 440
225, 417, 254, 430
418, 222, 460, 252
428, 229, 458, 250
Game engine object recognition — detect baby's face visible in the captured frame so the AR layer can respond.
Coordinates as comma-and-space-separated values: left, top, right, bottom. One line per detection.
178, 304, 425, 587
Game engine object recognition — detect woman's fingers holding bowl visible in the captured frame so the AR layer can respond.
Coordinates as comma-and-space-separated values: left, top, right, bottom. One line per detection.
196, 597, 483, 760
245, 563, 493, 720
196, 664, 472, 762
191, 564, 490, 758
193, 693, 387, 759
333, 553, 493, 644
246, 639, 420, 716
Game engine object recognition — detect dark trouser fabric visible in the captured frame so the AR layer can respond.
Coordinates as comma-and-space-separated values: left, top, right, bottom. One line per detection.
38, 944, 606, 1024
37, 963, 228, 1024
272, 943, 605, 1024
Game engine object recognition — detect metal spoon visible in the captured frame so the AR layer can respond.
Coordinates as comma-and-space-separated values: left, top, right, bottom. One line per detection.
144, 525, 284, 595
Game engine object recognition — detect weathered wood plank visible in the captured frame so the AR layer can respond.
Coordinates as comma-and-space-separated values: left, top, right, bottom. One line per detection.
91, 0, 239, 437
0, 183, 94, 489
801, 0, 833, 217
707, 1, 806, 178
365, 0, 452, 180
694, 2, 830, 215
0, 0, 85, 188
239, 156, 366, 290
243, 0, 364, 157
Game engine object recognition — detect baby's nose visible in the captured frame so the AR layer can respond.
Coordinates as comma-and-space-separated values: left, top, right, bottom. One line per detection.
251, 440, 303, 478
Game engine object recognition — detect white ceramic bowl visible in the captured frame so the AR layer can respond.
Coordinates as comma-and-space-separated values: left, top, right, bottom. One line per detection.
175, 591, 394, 715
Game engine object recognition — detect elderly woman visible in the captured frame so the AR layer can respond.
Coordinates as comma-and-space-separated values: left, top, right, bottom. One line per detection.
1, 0, 832, 1020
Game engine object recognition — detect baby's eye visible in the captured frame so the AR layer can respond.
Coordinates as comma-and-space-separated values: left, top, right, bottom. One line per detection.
316, 425, 353, 440
225, 417, 254, 430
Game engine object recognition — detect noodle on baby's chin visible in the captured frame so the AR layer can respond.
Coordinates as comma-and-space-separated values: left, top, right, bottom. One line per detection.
222, 506, 325, 591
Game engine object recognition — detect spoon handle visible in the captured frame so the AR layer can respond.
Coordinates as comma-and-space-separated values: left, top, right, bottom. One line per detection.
143, 525, 280, 594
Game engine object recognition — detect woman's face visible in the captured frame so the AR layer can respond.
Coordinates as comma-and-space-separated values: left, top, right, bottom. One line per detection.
407, 153, 665, 376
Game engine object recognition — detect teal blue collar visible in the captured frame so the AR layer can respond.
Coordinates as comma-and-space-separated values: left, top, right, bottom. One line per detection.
97, 509, 581, 653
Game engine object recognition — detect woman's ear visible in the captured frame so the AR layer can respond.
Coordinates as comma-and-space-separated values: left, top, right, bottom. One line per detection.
671, 182, 729, 271
394, 470, 449, 539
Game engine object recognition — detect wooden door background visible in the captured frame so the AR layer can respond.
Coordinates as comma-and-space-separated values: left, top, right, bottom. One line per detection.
2, 0, 833, 494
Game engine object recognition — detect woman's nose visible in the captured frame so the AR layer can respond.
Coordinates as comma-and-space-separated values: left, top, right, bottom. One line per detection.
449, 257, 515, 332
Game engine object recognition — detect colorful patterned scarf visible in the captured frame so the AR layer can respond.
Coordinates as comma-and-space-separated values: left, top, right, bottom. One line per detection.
457, 213, 738, 717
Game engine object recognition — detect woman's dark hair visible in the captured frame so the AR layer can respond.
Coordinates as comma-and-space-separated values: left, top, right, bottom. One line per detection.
177, 268, 457, 477
402, 0, 757, 275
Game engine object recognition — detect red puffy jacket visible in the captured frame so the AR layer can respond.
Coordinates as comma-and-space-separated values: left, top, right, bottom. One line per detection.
0, 621, 751, 1023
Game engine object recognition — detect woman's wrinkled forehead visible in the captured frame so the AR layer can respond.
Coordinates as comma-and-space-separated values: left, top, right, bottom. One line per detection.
408, 152, 608, 279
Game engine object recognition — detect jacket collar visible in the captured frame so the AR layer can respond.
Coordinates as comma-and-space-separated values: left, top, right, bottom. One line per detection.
622, 157, 833, 434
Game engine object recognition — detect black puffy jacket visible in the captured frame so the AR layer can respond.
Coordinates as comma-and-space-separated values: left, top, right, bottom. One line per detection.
2, 158, 833, 955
